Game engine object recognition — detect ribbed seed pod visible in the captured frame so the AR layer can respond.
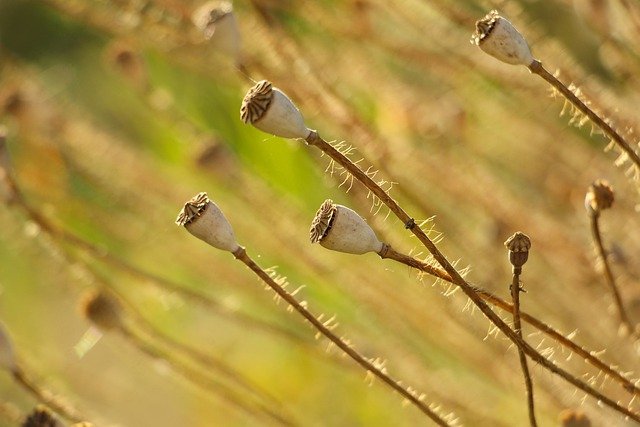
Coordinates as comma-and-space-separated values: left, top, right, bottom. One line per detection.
504, 231, 531, 270
176, 192, 240, 253
240, 80, 311, 139
471, 10, 534, 66
309, 199, 383, 255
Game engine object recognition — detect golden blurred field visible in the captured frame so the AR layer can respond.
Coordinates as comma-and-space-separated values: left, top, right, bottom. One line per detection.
2, 0, 640, 425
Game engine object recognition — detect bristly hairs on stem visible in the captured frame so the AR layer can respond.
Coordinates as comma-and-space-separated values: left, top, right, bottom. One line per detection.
239, 81, 640, 421
177, 192, 457, 427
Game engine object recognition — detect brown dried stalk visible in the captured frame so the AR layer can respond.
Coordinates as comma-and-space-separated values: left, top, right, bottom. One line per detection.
304, 131, 640, 421
230, 246, 453, 426
378, 245, 640, 397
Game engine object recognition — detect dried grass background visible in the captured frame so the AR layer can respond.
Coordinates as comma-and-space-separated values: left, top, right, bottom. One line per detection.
1, 0, 640, 425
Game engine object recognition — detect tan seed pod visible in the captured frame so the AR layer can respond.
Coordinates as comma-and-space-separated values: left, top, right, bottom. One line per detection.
240, 80, 311, 139
176, 192, 240, 253
192, 1, 241, 60
471, 10, 534, 66
310, 199, 383, 255
504, 231, 531, 269
81, 291, 124, 332
0, 321, 16, 372
585, 179, 614, 214
22, 405, 64, 427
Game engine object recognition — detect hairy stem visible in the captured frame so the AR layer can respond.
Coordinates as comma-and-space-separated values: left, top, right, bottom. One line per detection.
510, 271, 537, 427
306, 131, 640, 421
232, 246, 452, 426
379, 244, 640, 397
528, 60, 640, 171
589, 212, 636, 336
12, 367, 84, 423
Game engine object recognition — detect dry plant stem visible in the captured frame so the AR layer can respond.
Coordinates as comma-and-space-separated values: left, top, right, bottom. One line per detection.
589, 212, 636, 336
528, 60, 640, 170
11, 367, 84, 423
510, 270, 537, 427
380, 245, 640, 397
231, 246, 452, 427
305, 131, 640, 421
1, 174, 304, 345
117, 326, 294, 427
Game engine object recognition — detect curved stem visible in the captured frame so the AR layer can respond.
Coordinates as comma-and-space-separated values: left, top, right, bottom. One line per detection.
306, 131, 640, 421
232, 246, 452, 427
12, 367, 84, 423
528, 60, 640, 171
510, 272, 537, 427
379, 244, 640, 397
589, 212, 636, 336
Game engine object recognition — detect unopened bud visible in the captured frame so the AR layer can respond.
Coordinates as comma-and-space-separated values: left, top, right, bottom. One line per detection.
176, 192, 240, 253
240, 80, 311, 140
471, 10, 534, 66
81, 291, 124, 332
585, 179, 614, 215
310, 200, 383, 255
504, 231, 531, 270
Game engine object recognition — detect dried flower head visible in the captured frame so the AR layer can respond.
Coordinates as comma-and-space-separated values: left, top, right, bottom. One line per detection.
176, 192, 240, 253
192, 1, 240, 60
22, 405, 63, 427
240, 80, 311, 139
559, 409, 591, 427
310, 199, 384, 255
504, 231, 531, 269
0, 321, 16, 372
81, 291, 123, 332
585, 179, 614, 215
471, 10, 534, 66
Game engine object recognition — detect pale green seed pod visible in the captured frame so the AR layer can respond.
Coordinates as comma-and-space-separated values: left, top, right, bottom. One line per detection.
310, 199, 383, 255
176, 192, 240, 253
471, 10, 534, 66
240, 80, 311, 139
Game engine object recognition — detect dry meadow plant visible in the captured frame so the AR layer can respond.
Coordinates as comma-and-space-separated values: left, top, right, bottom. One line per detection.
5, 1, 640, 425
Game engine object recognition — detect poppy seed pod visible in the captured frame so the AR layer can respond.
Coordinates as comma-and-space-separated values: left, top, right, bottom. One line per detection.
504, 231, 531, 270
471, 10, 534, 66
81, 291, 124, 332
309, 199, 384, 255
23, 406, 64, 427
176, 192, 240, 253
0, 322, 16, 372
585, 179, 614, 215
192, 1, 241, 60
240, 80, 311, 140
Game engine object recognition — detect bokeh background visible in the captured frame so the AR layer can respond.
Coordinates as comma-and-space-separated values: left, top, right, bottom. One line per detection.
1, 0, 640, 425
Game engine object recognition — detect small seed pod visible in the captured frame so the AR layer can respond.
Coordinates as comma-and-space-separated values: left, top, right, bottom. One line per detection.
309, 199, 384, 255
23, 405, 64, 427
0, 321, 16, 372
559, 409, 591, 427
471, 10, 534, 66
585, 179, 614, 215
504, 231, 531, 270
192, 1, 241, 60
176, 192, 240, 253
81, 291, 124, 332
240, 80, 311, 140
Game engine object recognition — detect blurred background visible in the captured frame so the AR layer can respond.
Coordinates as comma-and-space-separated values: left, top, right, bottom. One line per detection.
1, 0, 640, 425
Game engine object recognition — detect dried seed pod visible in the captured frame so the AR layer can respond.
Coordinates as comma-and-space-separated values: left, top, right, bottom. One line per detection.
310, 199, 383, 255
471, 10, 534, 66
504, 231, 531, 270
0, 321, 16, 372
240, 80, 311, 139
559, 409, 591, 427
176, 192, 240, 253
81, 291, 123, 332
585, 179, 614, 215
22, 405, 64, 427
192, 1, 241, 60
